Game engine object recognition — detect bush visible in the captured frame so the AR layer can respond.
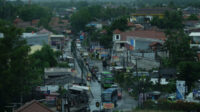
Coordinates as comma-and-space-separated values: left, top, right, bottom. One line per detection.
142, 99, 200, 111
143, 100, 156, 109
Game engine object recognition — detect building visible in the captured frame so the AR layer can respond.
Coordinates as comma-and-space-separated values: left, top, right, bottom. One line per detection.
150, 68, 176, 85
183, 7, 200, 16
15, 100, 53, 112
44, 67, 71, 79
112, 29, 166, 52
130, 8, 173, 23
49, 34, 65, 51
189, 32, 200, 61
22, 33, 50, 46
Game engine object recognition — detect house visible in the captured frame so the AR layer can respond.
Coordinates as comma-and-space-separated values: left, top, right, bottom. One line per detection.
22, 33, 49, 46
49, 34, 65, 51
44, 67, 71, 79
112, 29, 166, 52
37, 28, 52, 35
15, 100, 53, 112
189, 32, 200, 48
49, 17, 69, 33
31, 19, 40, 26
150, 68, 176, 85
183, 7, 200, 16
131, 8, 173, 23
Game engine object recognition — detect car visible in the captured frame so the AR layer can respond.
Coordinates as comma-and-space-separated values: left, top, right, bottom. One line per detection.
111, 84, 122, 100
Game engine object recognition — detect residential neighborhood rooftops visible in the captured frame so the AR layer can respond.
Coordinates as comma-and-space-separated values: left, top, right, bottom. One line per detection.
120, 30, 166, 41
133, 8, 173, 15
15, 100, 53, 112
113, 29, 122, 34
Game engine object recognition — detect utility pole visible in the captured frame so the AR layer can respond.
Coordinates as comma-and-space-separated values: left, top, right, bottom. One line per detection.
126, 50, 128, 67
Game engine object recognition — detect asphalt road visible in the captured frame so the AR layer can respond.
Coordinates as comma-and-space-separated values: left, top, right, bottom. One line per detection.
74, 45, 137, 112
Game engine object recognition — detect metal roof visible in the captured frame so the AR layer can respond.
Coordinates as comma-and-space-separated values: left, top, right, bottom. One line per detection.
103, 88, 117, 94
189, 32, 200, 36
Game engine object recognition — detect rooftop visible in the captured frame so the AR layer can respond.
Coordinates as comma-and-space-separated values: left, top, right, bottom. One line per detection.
113, 29, 122, 34
15, 100, 53, 112
120, 30, 166, 41
134, 8, 173, 15
189, 32, 200, 36
50, 34, 65, 38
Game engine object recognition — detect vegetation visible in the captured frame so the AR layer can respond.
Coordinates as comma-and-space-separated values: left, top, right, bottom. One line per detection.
0, 0, 52, 29
187, 14, 199, 20
0, 20, 40, 111
141, 99, 200, 111
0, 19, 61, 110
70, 5, 134, 33
164, 30, 196, 66
151, 11, 184, 30
177, 61, 200, 92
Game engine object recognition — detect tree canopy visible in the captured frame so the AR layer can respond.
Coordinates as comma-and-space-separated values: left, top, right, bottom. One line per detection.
164, 30, 197, 67
151, 11, 184, 30
177, 61, 200, 92
0, 20, 39, 111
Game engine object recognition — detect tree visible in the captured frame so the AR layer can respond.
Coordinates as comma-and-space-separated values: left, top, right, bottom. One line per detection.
177, 61, 200, 92
151, 11, 184, 30
164, 30, 196, 66
25, 27, 37, 33
111, 17, 129, 31
0, 20, 40, 111
30, 44, 58, 69
70, 7, 92, 32
187, 14, 199, 20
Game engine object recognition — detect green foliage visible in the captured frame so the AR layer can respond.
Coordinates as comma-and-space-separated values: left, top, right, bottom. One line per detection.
19, 5, 52, 21
187, 14, 199, 20
25, 27, 37, 33
151, 11, 183, 30
0, 0, 19, 21
177, 61, 200, 92
57, 62, 69, 68
0, 20, 40, 111
70, 5, 134, 33
164, 30, 196, 67
57, 86, 68, 97
70, 7, 92, 32
30, 44, 58, 68
142, 99, 200, 111
111, 17, 129, 31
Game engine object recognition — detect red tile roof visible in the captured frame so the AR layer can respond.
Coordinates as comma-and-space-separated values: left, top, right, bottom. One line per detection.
15, 100, 53, 112
127, 22, 134, 27
113, 29, 122, 34
31, 19, 40, 25
120, 30, 166, 41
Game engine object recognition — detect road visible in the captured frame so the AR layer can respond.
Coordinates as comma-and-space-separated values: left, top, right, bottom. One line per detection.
73, 42, 137, 111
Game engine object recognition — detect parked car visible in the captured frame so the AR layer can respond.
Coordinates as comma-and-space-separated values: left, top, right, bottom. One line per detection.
111, 84, 122, 100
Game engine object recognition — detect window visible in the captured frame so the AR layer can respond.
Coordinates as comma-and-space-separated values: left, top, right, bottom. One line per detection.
116, 35, 120, 40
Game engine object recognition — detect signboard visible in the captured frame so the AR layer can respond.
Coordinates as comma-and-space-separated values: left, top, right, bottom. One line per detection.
176, 80, 186, 100
103, 103, 114, 109
130, 39, 135, 50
